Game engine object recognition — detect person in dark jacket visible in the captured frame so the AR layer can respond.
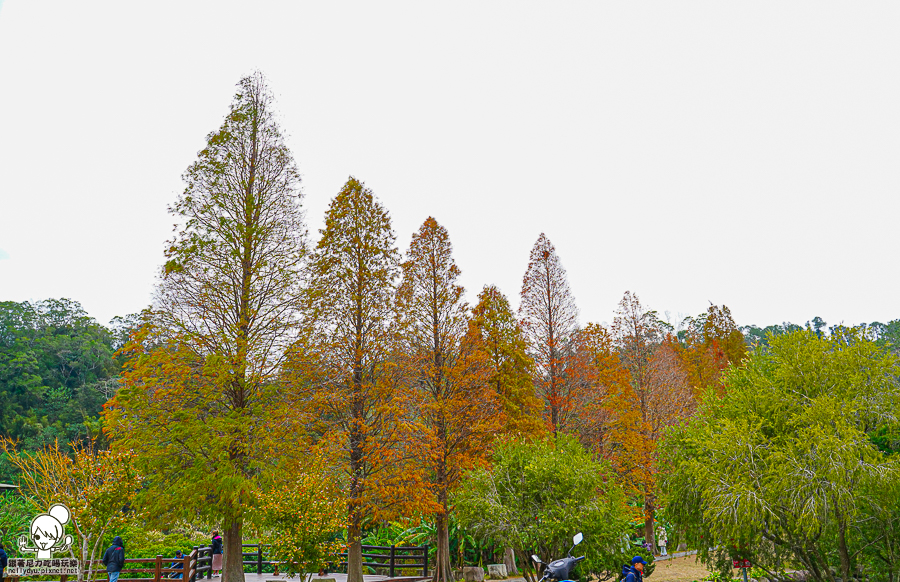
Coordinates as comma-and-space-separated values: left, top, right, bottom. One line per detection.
623, 556, 646, 582
1, 542, 9, 582
211, 532, 223, 577
102, 536, 126, 582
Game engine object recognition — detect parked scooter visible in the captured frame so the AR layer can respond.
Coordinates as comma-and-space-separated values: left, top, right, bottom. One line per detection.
532, 533, 586, 582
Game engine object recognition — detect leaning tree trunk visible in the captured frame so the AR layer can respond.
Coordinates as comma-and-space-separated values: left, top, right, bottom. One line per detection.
515, 549, 538, 582
223, 514, 245, 582
835, 507, 852, 582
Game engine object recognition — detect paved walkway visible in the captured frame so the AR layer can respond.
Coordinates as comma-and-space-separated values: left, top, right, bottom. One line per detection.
655, 550, 699, 562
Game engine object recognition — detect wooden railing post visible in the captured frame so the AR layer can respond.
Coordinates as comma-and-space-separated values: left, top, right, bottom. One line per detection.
156, 555, 163, 582
184, 549, 192, 582
257, 544, 263, 575
191, 547, 200, 582
389, 545, 396, 578
422, 545, 429, 577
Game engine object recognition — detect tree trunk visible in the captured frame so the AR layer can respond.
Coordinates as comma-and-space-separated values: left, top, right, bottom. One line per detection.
79, 536, 88, 582
433, 510, 453, 582
644, 495, 655, 555
222, 516, 244, 582
504, 548, 519, 575
347, 503, 364, 582
515, 549, 537, 582
835, 508, 852, 582
347, 356, 366, 582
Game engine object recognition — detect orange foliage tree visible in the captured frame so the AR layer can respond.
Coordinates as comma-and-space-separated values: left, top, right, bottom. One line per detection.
677, 305, 747, 396
395, 217, 501, 582
1, 439, 143, 582
518, 234, 579, 435
287, 178, 419, 582
566, 323, 630, 452
608, 292, 694, 549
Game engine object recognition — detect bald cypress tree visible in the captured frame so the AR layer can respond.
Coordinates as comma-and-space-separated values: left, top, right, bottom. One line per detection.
518, 233, 579, 434
108, 72, 306, 582
395, 217, 499, 582
293, 177, 407, 582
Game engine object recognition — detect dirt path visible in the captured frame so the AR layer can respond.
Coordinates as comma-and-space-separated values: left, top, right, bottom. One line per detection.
649, 554, 712, 582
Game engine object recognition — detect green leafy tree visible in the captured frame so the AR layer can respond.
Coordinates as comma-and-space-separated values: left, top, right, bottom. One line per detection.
106, 72, 306, 582
869, 320, 900, 356
455, 435, 631, 582
0, 490, 31, 551
470, 285, 545, 439
249, 450, 345, 579
740, 322, 803, 347
660, 330, 900, 582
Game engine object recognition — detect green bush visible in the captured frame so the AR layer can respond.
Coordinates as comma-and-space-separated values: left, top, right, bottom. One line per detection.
102, 523, 211, 559
456, 434, 632, 581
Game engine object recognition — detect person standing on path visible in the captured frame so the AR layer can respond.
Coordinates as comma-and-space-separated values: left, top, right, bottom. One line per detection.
1, 542, 9, 582
657, 527, 668, 556
102, 536, 125, 582
211, 531, 223, 577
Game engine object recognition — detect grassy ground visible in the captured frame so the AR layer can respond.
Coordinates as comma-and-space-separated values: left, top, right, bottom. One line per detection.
649, 555, 713, 582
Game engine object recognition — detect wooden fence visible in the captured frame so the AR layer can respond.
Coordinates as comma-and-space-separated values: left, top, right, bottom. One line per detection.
240, 543, 430, 577
7, 546, 213, 582
240, 544, 275, 575
103, 546, 210, 582
336, 544, 429, 578
7, 543, 428, 582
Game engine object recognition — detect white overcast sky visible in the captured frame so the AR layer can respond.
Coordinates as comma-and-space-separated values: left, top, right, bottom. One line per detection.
1, 1, 898, 330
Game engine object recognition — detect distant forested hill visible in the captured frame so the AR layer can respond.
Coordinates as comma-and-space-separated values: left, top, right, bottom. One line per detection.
741, 317, 900, 351
0, 299, 138, 480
